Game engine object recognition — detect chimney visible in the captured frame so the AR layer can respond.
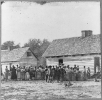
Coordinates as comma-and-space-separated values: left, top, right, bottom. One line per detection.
81, 30, 93, 38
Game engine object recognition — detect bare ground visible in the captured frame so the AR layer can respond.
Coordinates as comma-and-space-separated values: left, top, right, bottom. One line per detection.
1, 80, 101, 100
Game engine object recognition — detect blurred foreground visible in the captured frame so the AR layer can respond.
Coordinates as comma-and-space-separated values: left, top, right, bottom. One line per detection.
1, 80, 101, 100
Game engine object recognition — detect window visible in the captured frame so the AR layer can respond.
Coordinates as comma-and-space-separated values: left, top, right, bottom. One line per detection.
27, 52, 32, 57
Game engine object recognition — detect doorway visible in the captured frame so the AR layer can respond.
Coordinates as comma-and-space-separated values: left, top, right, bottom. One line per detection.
94, 57, 100, 73
58, 59, 63, 65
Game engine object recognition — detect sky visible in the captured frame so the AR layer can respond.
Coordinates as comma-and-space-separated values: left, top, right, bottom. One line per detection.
1, 1, 100, 46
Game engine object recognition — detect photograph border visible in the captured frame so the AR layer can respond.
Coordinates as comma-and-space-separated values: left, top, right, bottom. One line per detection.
0, 0, 102, 100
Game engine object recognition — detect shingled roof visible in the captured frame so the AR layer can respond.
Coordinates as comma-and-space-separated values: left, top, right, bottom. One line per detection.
42, 34, 101, 57
1, 47, 30, 63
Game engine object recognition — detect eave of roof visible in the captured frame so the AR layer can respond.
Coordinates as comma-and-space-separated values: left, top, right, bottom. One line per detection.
42, 34, 101, 57
1, 47, 30, 62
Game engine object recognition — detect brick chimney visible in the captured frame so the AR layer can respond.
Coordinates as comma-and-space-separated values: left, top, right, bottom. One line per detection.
81, 30, 93, 38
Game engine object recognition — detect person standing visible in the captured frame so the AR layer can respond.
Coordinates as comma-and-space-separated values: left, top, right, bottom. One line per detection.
56, 66, 61, 83
5, 66, 9, 81
65, 65, 72, 85
65, 65, 69, 81
17, 66, 21, 81
25, 67, 30, 80
49, 66, 53, 82
47, 66, 51, 83
20, 67, 23, 80
72, 68, 75, 81
60, 66, 65, 82
83, 66, 87, 81
52, 66, 55, 81
30, 67, 34, 80
74, 65, 77, 71
76, 67, 79, 81
22, 66, 26, 80
54, 66, 57, 80
70, 67, 73, 81
45, 66, 49, 82
87, 67, 91, 79
42, 67, 45, 80
11, 66, 17, 80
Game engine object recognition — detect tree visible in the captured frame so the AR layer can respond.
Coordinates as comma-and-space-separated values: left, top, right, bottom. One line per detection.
1, 41, 20, 50
23, 39, 50, 59
40, 39, 50, 55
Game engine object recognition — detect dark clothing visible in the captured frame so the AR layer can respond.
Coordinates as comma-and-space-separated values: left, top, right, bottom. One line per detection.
56, 69, 61, 82
30, 69, 36, 80
60, 68, 65, 82
11, 67, 17, 80
41, 70, 45, 80
54, 69, 57, 80
76, 70, 79, 81
51, 68, 55, 81
72, 71, 75, 81
45, 68, 49, 82
50, 68, 53, 77
45, 74, 48, 82
51, 68, 55, 77
52, 68, 56, 80
69, 70, 73, 81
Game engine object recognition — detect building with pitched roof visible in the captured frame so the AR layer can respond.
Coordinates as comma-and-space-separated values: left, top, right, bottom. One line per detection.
1, 47, 37, 73
42, 30, 101, 74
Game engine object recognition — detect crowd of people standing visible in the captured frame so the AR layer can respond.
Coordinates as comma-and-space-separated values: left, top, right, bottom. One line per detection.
44, 65, 91, 84
1, 64, 91, 82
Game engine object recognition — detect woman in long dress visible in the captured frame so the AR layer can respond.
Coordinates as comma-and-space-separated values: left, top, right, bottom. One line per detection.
17, 66, 21, 81
25, 68, 30, 80
21, 66, 26, 80
65, 65, 72, 85
11, 66, 17, 80
83, 66, 87, 81
5, 66, 9, 81
87, 67, 91, 79
65, 66, 70, 81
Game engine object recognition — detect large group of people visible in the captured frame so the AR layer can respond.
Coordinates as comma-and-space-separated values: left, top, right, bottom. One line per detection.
1, 64, 92, 83
2, 65, 38, 81
44, 65, 91, 84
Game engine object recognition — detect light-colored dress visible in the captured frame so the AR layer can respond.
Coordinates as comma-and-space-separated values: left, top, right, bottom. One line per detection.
83, 68, 87, 81
65, 68, 70, 81
22, 69, 25, 80
5, 68, 9, 80
17, 68, 21, 80
25, 71, 30, 80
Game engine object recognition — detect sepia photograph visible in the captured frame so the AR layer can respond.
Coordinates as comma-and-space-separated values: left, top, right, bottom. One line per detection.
1, 0, 101, 100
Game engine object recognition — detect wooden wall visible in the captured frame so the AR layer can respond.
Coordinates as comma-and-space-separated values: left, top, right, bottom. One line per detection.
46, 54, 101, 74
19, 49, 37, 67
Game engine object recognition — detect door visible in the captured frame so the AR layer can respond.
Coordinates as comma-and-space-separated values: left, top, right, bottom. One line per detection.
94, 57, 100, 73
58, 59, 63, 65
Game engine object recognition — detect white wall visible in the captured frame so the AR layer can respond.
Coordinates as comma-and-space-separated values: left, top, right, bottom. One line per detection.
46, 58, 58, 66
1, 63, 10, 74
1, 62, 20, 74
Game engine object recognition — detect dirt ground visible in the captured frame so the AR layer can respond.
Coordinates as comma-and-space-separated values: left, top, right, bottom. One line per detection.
1, 80, 101, 100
